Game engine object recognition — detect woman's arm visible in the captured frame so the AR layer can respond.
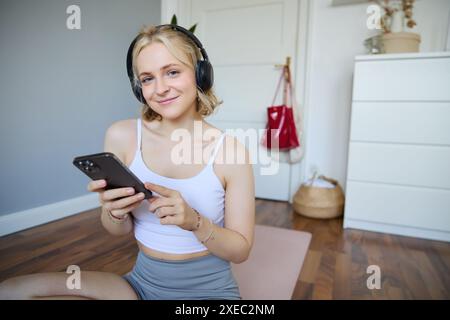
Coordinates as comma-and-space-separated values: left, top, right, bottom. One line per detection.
100, 121, 135, 236
193, 137, 255, 264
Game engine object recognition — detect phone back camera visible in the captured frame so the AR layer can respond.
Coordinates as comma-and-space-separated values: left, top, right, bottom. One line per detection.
79, 160, 100, 173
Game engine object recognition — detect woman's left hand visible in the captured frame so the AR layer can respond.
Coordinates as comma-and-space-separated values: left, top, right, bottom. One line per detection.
144, 182, 198, 231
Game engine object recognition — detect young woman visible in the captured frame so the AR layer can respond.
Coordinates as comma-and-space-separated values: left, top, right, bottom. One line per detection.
0, 24, 255, 300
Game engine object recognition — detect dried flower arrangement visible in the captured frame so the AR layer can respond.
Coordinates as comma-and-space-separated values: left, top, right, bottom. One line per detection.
370, 0, 417, 33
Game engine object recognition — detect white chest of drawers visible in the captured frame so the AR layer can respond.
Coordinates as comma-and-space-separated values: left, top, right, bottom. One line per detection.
343, 52, 450, 242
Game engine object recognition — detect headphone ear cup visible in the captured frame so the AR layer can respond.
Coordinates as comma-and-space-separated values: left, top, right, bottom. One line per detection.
196, 60, 214, 92
127, 36, 147, 105
132, 84, 146, 104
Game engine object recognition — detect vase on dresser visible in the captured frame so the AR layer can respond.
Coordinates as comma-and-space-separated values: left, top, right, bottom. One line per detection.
382, 32, 421, 53
381, 9, 421, 53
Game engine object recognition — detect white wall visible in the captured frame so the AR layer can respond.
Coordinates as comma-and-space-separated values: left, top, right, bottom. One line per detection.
302, 0, 450, 190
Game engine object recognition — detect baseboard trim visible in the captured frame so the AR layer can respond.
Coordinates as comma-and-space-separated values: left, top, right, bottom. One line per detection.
343, 218, 450, 242
0, 194, 100, 237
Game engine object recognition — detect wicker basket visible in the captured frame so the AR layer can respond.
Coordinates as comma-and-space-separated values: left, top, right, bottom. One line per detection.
293, 175, 344, 219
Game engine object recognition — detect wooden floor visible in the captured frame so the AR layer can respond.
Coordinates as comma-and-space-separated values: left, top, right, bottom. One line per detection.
0, 199, 449, 299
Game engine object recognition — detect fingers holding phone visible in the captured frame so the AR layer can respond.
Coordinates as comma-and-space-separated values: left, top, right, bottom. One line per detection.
87, 180, 145, 218
87, 179, 107, 192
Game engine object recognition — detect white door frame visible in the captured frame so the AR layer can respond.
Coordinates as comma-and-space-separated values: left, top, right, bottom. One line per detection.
161, 0, 313, 203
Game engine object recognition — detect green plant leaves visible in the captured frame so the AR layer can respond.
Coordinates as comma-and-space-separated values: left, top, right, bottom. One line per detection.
170, 14, 197, 34
170, 14, 177, 25
189, 24, 197, 34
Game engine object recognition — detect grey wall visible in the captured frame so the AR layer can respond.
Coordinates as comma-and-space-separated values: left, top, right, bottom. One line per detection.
0, 0, 161, 216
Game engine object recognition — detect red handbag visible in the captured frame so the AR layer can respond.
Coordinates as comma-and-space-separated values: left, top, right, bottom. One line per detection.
262, 65, 300, 151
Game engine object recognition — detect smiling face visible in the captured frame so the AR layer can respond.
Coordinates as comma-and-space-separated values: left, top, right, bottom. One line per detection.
135, 42, 198, 121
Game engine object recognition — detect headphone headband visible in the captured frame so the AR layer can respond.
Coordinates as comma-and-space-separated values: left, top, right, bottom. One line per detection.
163, 24, 209, 61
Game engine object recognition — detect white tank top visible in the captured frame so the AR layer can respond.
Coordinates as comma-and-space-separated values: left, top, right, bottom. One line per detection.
129, 118, 226, 254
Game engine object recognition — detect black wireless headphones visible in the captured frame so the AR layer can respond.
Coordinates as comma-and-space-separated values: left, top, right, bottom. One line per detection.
126, 24, 214, 105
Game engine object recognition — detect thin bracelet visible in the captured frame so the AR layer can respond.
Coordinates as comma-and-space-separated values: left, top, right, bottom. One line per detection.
191, 209, 201, 231
108, 210, 129, 224
201, 218, 215, 245
109, 209, 128, 220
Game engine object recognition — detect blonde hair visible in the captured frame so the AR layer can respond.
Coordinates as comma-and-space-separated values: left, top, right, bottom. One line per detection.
131, 25, 222, 122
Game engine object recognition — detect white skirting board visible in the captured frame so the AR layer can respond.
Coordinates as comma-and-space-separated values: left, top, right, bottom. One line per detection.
0, 194, 100, 237
344, 218, 450, 243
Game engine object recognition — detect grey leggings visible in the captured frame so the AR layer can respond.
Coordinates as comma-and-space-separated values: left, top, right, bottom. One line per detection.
123, 250, 241, 300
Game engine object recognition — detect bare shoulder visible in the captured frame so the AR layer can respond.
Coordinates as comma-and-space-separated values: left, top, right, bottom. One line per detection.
222, 135, 252, 166
104, 119, 137, 165
215, 134, 253, 189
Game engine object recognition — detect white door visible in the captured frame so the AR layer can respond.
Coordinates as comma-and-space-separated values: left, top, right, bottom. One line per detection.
167, 0, 300, 201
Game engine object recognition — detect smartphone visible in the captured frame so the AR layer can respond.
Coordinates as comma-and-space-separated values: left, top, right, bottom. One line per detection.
73, 152, 153, 199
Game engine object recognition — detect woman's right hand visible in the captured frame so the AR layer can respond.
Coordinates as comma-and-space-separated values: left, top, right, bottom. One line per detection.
87, 179, 146, 219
